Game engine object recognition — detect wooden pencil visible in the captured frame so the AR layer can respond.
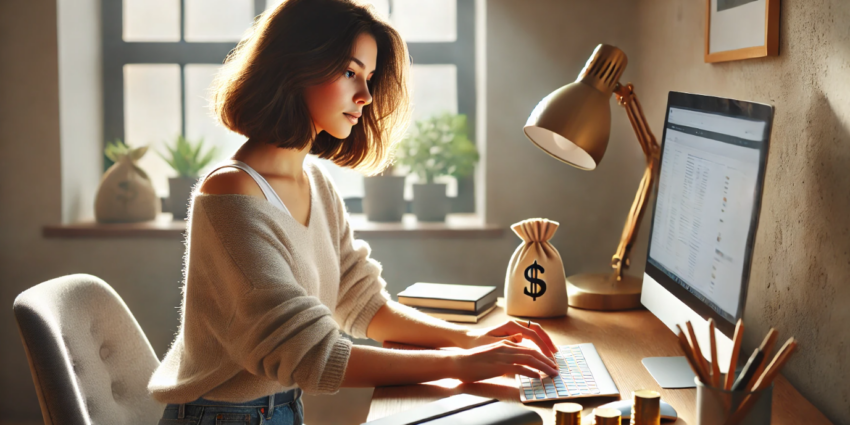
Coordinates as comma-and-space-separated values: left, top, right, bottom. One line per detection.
724, 319, 744, 390
753, 337, 797, 390
723, 338, 797, 425
686, 321, 711, 381
747, 328, 778, 391
676, 324, 710, 381
708, 318, 720, 387
677, 330, 712, 385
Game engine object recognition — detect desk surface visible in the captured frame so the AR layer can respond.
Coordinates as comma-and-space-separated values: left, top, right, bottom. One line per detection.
367, 301, 831, 424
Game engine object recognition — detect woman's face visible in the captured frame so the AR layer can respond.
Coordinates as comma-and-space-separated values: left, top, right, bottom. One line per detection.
304, 33, 376, 140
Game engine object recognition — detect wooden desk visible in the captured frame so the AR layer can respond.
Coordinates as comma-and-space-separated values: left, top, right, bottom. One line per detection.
367, 302, 831, 424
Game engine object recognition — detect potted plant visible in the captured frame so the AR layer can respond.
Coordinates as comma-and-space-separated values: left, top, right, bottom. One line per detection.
363, 155, 406, 221
158, 135, 218, 220
95, 140, 160, 223
397, 112, 479, 222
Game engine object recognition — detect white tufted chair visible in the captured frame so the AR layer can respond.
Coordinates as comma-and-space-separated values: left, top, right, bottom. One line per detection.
13, 274, 165, 425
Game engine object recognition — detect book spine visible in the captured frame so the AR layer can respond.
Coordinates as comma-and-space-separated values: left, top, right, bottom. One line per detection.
420, 311, 478, 323
398, 297, 477, 311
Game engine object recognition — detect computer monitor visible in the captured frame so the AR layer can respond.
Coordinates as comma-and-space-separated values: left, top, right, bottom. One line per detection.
640, 92, 773, 388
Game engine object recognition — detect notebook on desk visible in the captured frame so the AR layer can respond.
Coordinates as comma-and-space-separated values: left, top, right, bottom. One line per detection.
363, 394, 541, 425
397, 283, 497, 311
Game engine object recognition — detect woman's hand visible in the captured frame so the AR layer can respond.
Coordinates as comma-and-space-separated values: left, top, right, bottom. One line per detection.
449, 339, 560, 383
462, 320, 559, 358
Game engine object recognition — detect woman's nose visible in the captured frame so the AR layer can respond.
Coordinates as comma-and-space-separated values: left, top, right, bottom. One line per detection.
355, 81, 372, 105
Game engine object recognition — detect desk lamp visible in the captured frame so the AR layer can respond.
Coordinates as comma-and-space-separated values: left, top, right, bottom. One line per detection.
523, 44, 660, 311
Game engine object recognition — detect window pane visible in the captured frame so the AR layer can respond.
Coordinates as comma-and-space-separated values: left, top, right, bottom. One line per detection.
358, 0, 390, 20
266, 0, 389, 19
123, 0, 180, 42
410, 64, 457, 121
265, 0, 453, 42
185, 64, 246, 175
185, 0, 254, 42
391, 0, 456, 42
124, 64, 182, 196
264, 0, 283, 12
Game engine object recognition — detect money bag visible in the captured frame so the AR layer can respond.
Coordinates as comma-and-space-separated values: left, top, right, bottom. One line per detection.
505, 218, 568, 317
95, 145, 159, 223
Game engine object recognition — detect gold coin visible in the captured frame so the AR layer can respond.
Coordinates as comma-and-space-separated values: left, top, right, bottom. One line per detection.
631, 389, 661, 425
593, 407, 621, 425
553, 402, 582, 425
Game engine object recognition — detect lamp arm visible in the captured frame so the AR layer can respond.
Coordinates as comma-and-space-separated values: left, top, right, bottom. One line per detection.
610, 83, 661, 280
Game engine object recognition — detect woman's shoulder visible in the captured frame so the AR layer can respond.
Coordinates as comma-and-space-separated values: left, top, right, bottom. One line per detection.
197, 167, 266, 199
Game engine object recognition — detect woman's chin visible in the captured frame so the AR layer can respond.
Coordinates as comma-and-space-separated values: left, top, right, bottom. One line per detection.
325, 127, 353, 139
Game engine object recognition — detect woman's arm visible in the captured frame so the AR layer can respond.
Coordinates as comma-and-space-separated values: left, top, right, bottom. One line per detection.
341, 340, 559, 388
365, 301, 559, 357
365, 301, 468, 348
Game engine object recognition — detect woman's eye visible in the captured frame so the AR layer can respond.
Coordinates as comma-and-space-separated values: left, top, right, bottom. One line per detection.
345, 70, 356, 78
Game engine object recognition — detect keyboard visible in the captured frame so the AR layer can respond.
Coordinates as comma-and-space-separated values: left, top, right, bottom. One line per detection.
517, 343, 620, 403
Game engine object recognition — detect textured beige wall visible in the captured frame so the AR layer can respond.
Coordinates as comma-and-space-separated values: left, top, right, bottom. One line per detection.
632, 1, 850, 422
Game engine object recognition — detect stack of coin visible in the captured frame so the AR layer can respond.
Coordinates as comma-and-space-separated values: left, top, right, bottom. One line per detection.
592, 407, 621, 425
553, 402, 582, 425
631, 389, 661, 425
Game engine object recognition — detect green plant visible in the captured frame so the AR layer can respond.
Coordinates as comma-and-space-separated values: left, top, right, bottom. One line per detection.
396, 112, 479, 183
104, 139, 150, 178
158, 135, 219, 179
105, 139, 147, 161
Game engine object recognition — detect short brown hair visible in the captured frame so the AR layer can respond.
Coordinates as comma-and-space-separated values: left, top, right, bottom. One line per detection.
212, 0, 410, 174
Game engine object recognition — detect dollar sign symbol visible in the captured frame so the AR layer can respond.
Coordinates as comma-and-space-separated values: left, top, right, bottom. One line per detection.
523, 260, 547, 301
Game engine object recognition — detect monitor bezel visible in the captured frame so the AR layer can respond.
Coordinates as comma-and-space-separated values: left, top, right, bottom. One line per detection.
644, 91, 774, 338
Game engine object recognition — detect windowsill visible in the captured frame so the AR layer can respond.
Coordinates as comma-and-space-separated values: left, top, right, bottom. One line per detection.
43, 214, 186, 239
43, 213, 503, 239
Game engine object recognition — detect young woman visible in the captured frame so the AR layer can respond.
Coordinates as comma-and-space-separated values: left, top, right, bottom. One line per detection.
148, 1, 559, 423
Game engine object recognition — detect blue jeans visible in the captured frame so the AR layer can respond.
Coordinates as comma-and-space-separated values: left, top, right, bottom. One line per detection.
158, 389, 303, 425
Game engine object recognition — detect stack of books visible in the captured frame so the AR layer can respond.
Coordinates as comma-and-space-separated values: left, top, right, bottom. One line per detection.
397, 282, 497, 323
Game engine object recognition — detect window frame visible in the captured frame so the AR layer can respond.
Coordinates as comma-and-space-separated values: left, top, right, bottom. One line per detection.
102, 0, 476, 209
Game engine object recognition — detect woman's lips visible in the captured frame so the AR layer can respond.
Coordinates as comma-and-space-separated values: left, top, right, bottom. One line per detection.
344, 113, 358, 124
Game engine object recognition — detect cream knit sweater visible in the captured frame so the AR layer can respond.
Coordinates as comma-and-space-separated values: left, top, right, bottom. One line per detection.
148, 161, 390, 403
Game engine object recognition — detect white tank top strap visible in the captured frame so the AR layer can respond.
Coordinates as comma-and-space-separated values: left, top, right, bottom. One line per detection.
205, 160, 292, 217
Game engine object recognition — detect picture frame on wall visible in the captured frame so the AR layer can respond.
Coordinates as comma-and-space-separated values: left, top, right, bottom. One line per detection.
704, 0, 779, 63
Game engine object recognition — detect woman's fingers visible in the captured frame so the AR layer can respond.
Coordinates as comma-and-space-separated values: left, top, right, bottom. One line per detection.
527, 322, 559, 354
504, 353, 559, 377
495, 341, 558, 371
514, 345, 558, 370
506, 364, 540, 380
510, 321, 557, 358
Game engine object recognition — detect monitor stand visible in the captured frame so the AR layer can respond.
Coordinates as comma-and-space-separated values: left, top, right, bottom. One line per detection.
642, 357, 697, 388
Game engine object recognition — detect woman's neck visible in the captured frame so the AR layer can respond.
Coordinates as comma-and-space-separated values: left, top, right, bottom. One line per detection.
232, 138, 312, 181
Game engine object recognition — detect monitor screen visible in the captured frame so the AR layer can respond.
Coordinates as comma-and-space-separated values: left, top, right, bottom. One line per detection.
645, 92, 772, 335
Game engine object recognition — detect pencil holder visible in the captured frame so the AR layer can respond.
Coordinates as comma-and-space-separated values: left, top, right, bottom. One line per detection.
695, 378, 773, 425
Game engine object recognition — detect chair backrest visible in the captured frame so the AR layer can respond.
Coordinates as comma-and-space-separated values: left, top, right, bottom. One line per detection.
13, 274, 164, 425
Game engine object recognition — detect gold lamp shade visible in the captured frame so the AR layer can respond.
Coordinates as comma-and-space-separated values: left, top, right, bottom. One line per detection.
524, 44, 628, 170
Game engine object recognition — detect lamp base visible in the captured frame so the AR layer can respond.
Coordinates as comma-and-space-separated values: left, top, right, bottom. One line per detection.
566, 273, 643, 311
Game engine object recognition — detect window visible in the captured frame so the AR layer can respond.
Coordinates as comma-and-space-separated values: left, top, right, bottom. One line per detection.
104, 0, 476, 211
